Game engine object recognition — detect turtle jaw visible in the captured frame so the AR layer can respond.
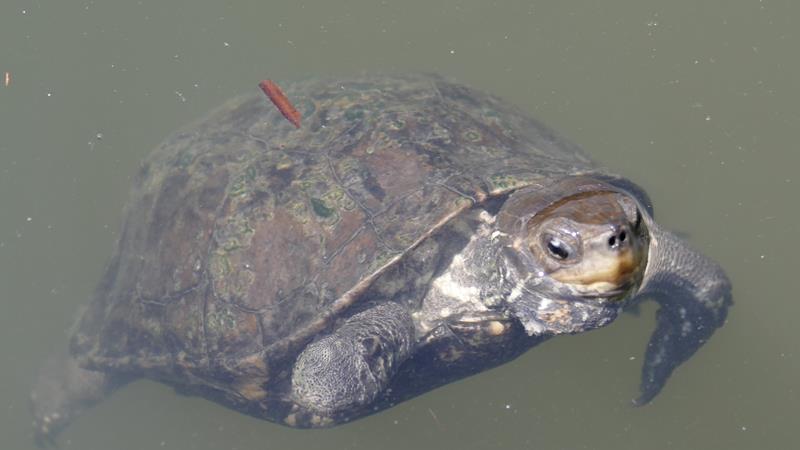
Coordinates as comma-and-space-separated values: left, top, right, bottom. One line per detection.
551, 243, 646, 301
505, 276, 626, 336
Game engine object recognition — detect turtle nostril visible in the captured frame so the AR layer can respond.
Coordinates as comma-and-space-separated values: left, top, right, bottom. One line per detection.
608, 230, 628, 249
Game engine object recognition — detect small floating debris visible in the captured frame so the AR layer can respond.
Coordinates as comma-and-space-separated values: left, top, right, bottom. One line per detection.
259, 79, 301, 129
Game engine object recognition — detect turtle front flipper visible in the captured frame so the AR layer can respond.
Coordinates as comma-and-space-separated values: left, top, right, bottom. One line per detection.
290, 302, 415, 418
30, 353, 127, 446
633, 223, 732, 405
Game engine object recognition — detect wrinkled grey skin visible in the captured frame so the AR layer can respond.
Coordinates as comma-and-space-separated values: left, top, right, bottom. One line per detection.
31, 74, 731, 444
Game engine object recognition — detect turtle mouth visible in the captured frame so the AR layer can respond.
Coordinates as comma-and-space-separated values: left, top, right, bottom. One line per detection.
575, 280, 635, 300
551, 243, 644, 301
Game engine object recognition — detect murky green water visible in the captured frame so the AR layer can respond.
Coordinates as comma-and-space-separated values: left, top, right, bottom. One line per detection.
1, 1, 797, 449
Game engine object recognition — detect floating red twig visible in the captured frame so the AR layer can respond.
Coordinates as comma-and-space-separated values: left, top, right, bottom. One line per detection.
259, 79, 301, 129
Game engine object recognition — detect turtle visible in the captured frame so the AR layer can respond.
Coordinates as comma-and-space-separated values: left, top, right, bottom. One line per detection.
31, 73, 731, 442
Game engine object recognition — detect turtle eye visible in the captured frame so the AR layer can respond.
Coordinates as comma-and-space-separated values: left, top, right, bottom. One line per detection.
528, 219, 581, 266
546, 237, 571, 260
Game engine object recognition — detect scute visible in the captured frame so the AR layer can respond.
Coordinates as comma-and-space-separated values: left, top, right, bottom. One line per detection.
70, 73, 596, 386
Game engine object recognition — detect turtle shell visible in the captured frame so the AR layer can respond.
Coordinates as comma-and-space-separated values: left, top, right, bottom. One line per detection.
70, 73, 599, 406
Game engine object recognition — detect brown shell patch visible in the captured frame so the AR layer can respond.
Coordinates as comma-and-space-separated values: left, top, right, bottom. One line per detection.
205, 297, 262, 356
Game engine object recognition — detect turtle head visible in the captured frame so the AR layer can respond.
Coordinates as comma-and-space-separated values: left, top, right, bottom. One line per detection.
496, 177, 649, 335
524, 190, 646, 299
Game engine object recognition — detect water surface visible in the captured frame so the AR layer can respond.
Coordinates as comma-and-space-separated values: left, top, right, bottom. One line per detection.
1, 1, 797, 449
